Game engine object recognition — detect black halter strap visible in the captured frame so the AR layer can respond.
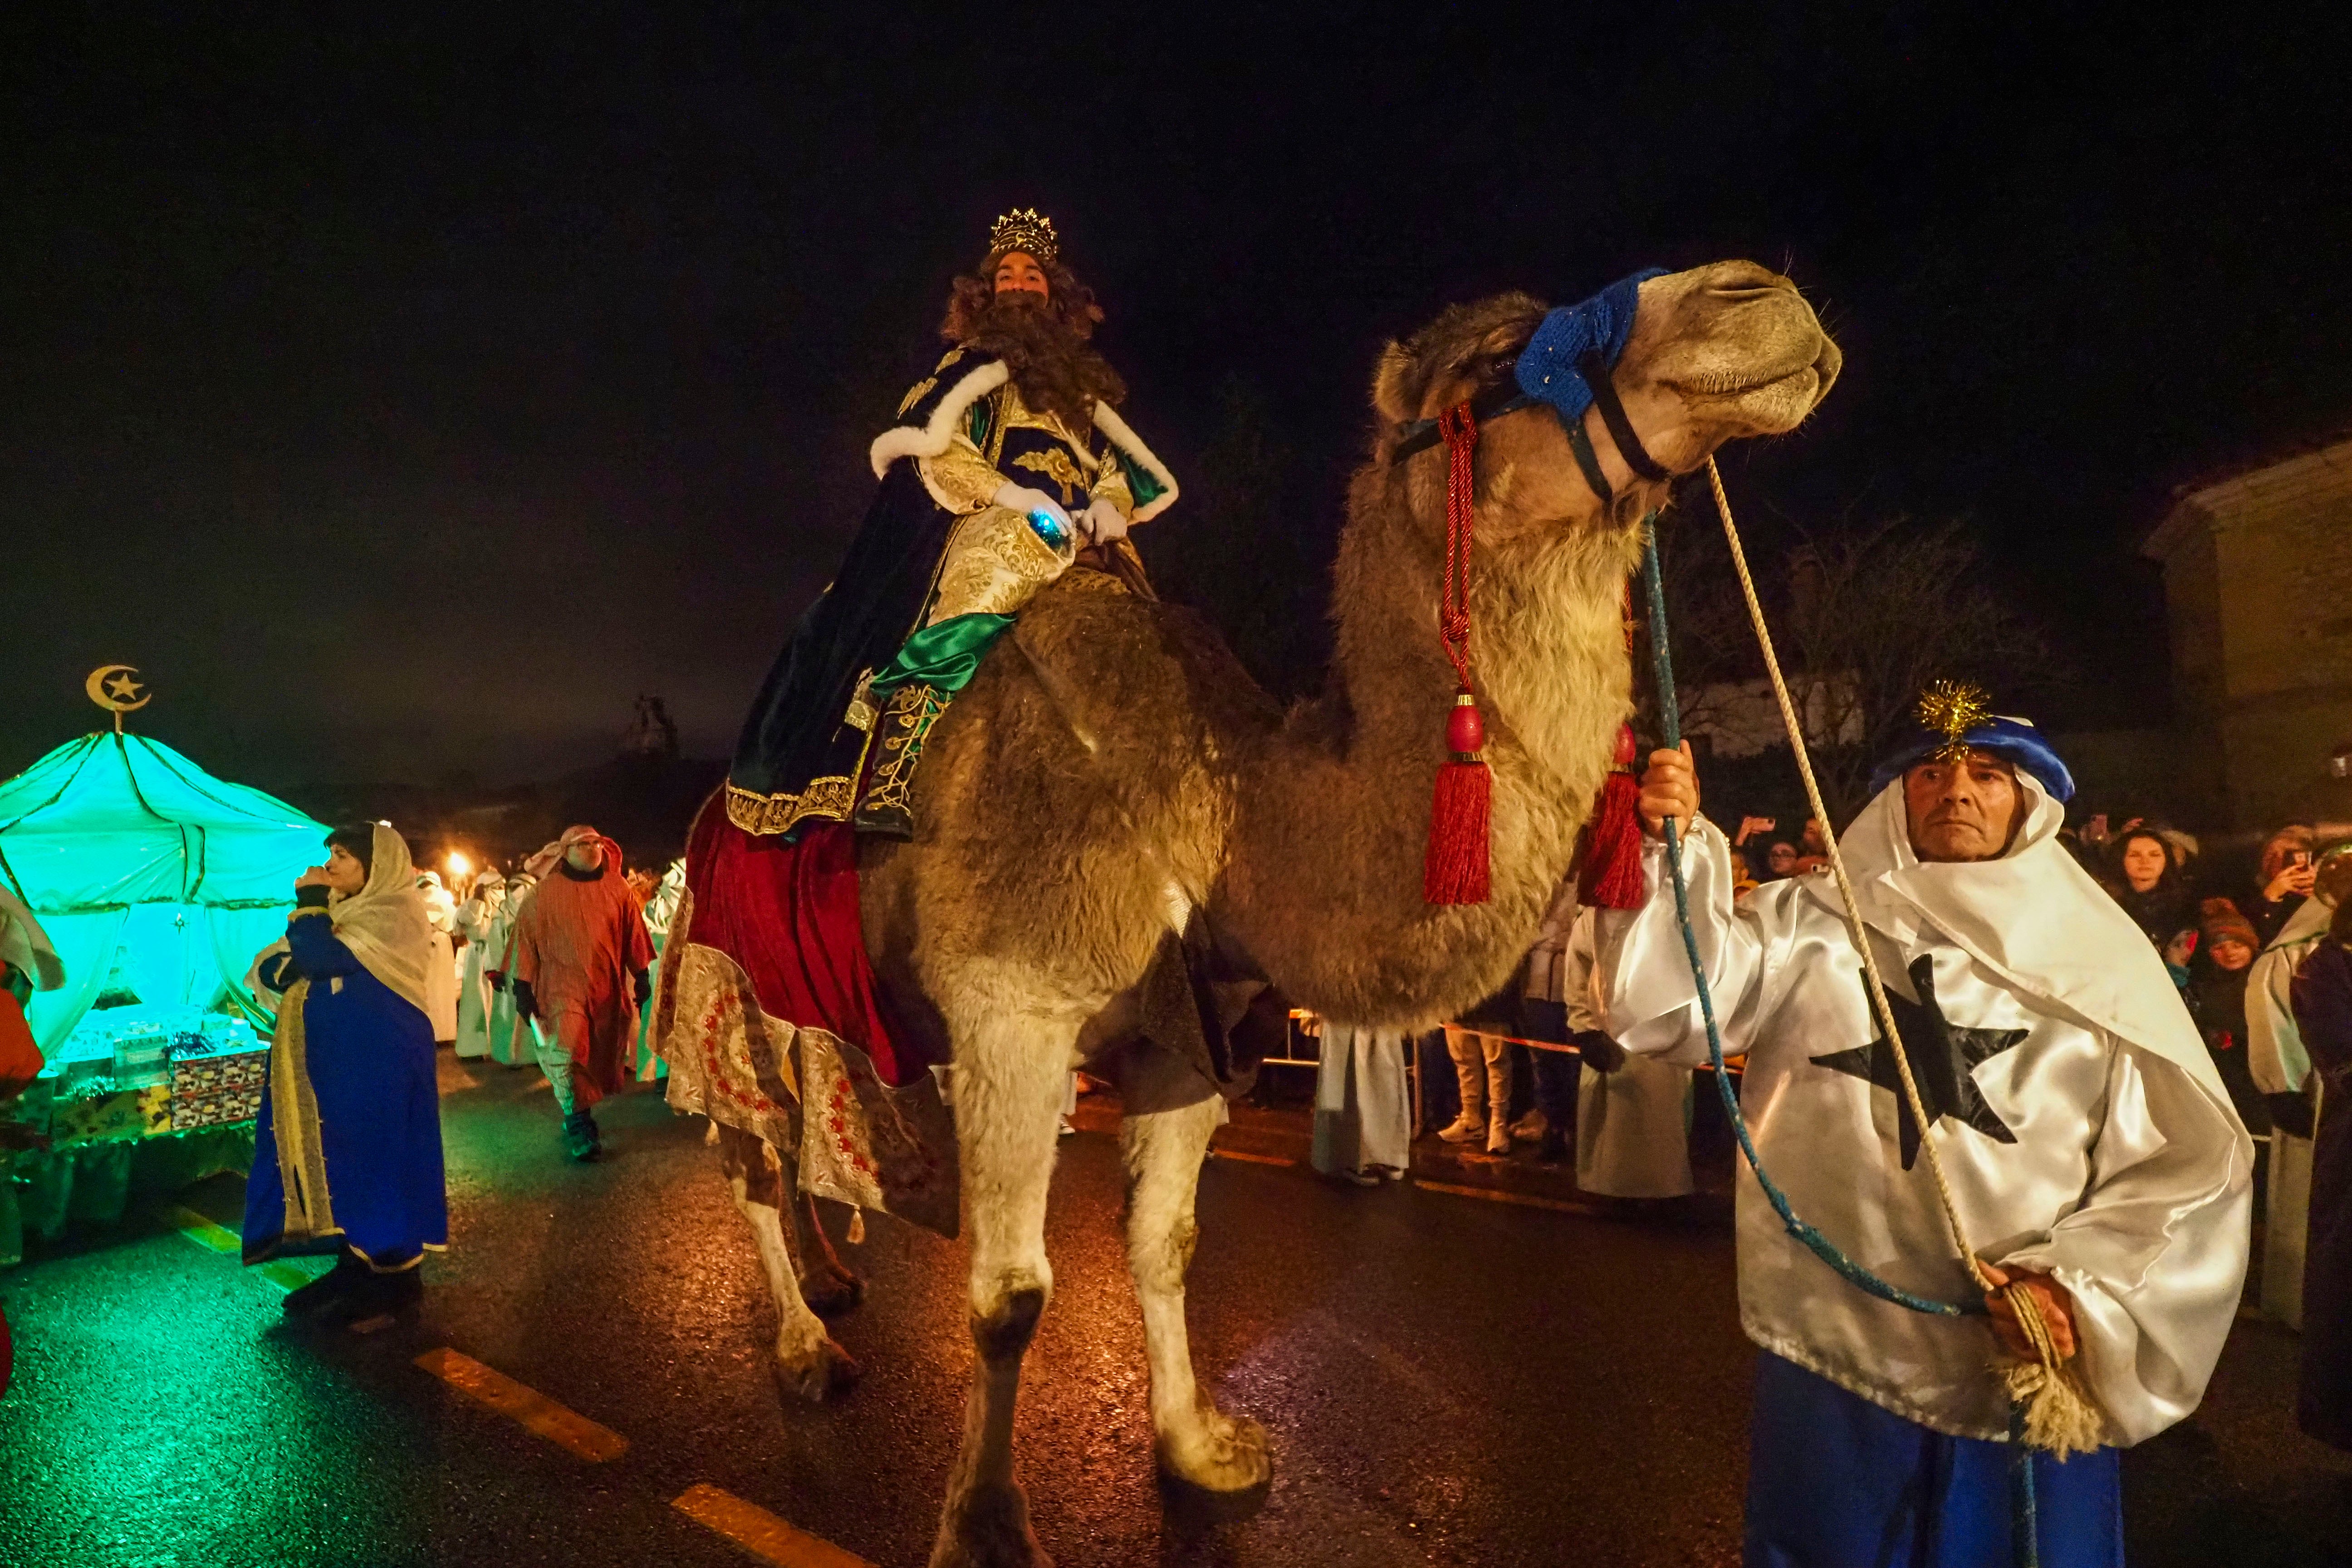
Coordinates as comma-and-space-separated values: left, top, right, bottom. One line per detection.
1576, 349, 1671, 483
1388, 380, 1534, 463
1390, 353, 1670, 512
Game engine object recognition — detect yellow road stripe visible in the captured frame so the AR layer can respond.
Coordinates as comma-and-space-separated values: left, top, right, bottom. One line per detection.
165, 1205, 328, 1290
672, 1484, 875, 1568
165, 1204, 242, 1254
414, 1347, 629, 1461
1413, 1178, 1604, 1217
1209, 1147, 1294, 1167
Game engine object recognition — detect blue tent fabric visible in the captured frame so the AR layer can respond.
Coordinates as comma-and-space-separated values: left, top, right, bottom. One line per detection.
0, 733, 326, 1051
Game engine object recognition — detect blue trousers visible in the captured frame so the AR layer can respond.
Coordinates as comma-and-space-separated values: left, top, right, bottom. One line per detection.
1745, 1352, 2122, 1568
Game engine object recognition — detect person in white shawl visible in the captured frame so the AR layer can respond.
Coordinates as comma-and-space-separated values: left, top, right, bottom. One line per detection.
1612, 695, 2249, 1568
2245, 845, 2352, 1327
451, 869, 507, 1061
1550, 902, 1694, 1199
242, 823, 448, 1323
416, 869, 460, 1046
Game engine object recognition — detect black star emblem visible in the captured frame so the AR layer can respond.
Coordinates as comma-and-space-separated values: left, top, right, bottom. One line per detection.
1809, 954, 2025, 1170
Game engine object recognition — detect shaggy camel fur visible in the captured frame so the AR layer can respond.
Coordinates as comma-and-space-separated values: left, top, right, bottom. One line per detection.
730, 260, 1838, 1568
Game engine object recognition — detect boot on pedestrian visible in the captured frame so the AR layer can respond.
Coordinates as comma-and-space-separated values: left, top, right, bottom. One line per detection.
1485, 1111, 1514, 1155
562, 1107, 602, 1162
1440, 1028, 1487, 1141
282, 1246, 368, 1318
325, 1261, 424, 1323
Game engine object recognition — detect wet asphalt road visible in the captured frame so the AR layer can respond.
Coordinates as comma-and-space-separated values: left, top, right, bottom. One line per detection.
3, 1060, 2348, 1568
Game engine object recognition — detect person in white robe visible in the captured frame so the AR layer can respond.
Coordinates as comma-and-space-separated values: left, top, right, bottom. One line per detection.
416, 871, 460, 1046
1555, 904, 1694, 1199
1611, 700, 2249, 1568
1309, 1019, 1411, 1185
451, 870, 506, 1061
483, 848, 556, 1068
2246, 845, 2352, 1328
634, 857, 686, 1082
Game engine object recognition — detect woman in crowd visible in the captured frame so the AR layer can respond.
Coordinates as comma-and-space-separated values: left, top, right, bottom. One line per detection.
2108, 824, 2196, 947
242, 822, 447, 1321
2291, 892, 2352, 1451
2193, 897, 2271, 1135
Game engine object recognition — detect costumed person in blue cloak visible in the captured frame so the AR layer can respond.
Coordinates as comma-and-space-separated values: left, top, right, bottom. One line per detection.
1611, 684, 2251, 1568
244, 823, 448, 1322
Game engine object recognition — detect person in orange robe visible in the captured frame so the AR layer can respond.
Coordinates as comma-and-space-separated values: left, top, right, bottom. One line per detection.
504, 826, 654, 1161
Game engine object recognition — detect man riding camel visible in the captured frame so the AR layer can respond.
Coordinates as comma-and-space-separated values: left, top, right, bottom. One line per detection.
1610, 684, 2250, 1568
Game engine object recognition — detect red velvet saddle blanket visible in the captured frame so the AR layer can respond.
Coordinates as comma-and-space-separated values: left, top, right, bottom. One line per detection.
653, 803, 957, 1237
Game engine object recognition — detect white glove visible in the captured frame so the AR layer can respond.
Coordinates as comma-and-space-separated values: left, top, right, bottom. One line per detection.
992, 481, 1074, 550
1080, 495, 1131, 545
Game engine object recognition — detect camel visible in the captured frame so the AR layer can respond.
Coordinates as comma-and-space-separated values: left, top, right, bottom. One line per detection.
710, 260, 1838, 1568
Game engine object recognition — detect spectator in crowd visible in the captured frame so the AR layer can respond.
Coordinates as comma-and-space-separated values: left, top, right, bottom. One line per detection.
2290, 892, 2352, 1452
2248, 846, 2352, 1328
1520, 870, 1586, 1163
243, 823, 446, 1321
1308, 1017, 1412, 1186
2250, 825, 2318, 945
1762, 841, 1799, 881
2192, 898, 2271, 1134
2107, 825, 2196, 948
1438, 1011, 1516, 1156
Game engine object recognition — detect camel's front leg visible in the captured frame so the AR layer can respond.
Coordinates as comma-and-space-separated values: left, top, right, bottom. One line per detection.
716, 1123, 858, 1401
1122, 1093, 1272, 1493
930, 1012, 1072, 1568
794, 1194, 864, 1317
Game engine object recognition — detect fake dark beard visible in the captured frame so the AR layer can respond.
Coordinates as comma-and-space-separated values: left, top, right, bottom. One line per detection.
958, 296, 1127, 430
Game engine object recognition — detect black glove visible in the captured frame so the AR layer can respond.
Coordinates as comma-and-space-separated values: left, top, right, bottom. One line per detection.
1572, 1029, 1628, 1073
510, 978, 537, 1022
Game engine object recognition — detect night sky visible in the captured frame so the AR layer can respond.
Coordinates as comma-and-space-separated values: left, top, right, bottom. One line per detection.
6, 8, 2347, 797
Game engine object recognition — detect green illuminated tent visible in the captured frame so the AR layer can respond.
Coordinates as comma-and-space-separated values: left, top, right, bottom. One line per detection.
0, 732, 326, 1052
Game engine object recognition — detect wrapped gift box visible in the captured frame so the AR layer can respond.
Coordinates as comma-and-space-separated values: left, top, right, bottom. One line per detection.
171, 1083, 265, 1131
170, 1049, 268, 1097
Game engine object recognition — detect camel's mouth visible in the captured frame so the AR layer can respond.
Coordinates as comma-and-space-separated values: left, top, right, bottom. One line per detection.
1663, 363, 1817, 400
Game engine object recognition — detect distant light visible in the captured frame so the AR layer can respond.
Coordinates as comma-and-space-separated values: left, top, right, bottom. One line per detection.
447, 851, 472, 877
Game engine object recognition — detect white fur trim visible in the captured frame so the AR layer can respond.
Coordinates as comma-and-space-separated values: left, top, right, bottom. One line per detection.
868, 361, 1009, 479
1091, 402, 1180, 523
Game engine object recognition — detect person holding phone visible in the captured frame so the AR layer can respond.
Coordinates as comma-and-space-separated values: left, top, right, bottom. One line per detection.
2252, 825, 2319, 945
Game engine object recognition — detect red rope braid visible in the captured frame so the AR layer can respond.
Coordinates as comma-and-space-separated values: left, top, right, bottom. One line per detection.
1437, 402, 1479, 687
1424, 401, 1491, 905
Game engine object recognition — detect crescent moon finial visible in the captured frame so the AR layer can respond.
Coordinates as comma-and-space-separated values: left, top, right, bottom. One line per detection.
85, 665, 152, 731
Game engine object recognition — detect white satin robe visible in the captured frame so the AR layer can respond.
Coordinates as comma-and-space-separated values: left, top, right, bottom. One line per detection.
1558, 906, 1695, 1199
1606, 814, 2250, 1444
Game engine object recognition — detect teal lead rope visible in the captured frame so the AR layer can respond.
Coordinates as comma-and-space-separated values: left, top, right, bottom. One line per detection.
1635, 525, 2039, 1568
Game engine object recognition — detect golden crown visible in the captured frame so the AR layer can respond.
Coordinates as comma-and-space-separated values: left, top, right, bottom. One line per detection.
987, 208, 1058, 263
1916, 678, 1993, 764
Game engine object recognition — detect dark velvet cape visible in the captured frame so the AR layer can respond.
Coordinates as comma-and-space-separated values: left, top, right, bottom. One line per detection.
727, 460, 957, 830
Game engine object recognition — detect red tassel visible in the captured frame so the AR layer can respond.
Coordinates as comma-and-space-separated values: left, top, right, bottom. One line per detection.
1577, 723, 1647, 909
1425, 690, 1492, 905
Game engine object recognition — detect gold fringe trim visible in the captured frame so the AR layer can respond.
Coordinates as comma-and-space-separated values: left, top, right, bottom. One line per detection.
268, 969, 337, 1242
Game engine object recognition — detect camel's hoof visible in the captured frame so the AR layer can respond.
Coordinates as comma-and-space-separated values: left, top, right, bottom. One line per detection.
928, 1480, 1053, 1568
800, 1264, 865, 1319
770, 1333, 859, 1403
1156, 1410, 1274, 1497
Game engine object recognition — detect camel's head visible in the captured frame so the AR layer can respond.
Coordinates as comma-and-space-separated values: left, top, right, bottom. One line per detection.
1371, 260, 1839, 540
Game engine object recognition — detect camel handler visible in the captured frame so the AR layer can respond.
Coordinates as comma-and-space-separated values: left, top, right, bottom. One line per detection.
1607, 691, 2250, 1568
503, 826, 654, 1162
